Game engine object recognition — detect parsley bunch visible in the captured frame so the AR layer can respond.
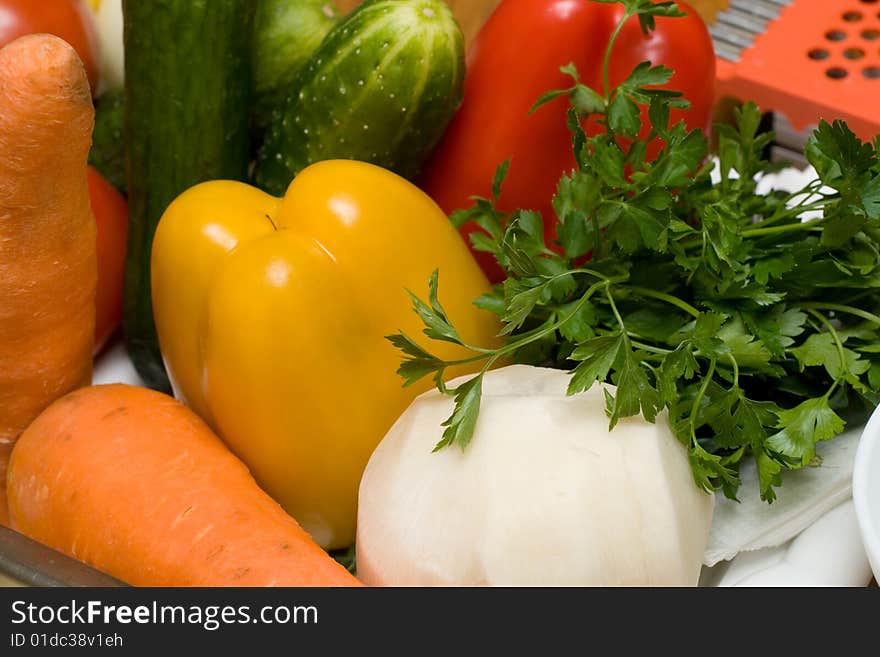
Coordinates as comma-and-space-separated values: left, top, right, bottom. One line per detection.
389, 0, 880, 502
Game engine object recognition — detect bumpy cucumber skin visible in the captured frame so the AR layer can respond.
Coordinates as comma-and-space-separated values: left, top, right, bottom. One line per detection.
254, 0, 465, 196
89, 88, 126, 193
122, 0, 255, 392
253, 0, 341, 136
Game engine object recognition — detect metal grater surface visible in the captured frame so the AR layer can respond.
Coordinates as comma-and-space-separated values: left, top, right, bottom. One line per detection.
711, 0, 793, 63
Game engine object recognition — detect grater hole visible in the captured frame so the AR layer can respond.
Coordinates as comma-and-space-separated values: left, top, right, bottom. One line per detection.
863, 29, 880, 40
843, 11, 863, 21
864, 66, 880, 78
826, 30, 847, 41
845, 47, 866, 59
860, 0, 878, 4
826, 67, 849, 79
808, 48, 831, 60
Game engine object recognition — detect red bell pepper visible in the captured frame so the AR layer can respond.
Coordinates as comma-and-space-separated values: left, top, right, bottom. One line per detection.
418, 0, 716, 282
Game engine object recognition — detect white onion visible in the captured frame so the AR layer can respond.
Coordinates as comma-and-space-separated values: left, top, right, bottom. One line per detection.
356, 365, 714, 586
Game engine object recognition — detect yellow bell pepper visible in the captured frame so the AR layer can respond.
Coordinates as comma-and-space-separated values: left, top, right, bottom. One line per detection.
151, 160, 500, 549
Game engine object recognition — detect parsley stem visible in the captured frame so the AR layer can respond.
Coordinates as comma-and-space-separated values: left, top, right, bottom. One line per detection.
727, 353, 740, 389
568, 267, 622, 282
689, 357, 716, 443
805, 308, 849, 391
741, 216, 825, 238
602, 9, 633, 101
628, 338, 672, 356
744, 199, 827, 232
797, 302, 880, 327
604, 281, 627, 330
494, 278, 614, 360
626, 286, 701, 318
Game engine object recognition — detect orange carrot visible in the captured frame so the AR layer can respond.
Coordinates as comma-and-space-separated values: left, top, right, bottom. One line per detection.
7, 384, 361, 587
0, 34, 97, 524
0, 444, 9, 527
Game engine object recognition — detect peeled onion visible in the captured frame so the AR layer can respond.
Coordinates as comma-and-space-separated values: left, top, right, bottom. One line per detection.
356, 365, 714, 586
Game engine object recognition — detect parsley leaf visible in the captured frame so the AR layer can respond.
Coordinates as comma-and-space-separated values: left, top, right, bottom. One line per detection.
767, 397, 845, 466
434, 374, 484, 451
390, 0, 880, 503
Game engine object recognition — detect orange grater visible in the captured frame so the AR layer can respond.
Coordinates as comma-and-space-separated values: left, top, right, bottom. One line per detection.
711, 0, 880, 144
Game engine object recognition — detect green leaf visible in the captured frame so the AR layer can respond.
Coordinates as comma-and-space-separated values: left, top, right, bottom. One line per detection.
385, 332, 445, 387
557, 300, 598, 343
645, 126, 708, 187
658, 343, 698, 404
513, 210, 544, 245
755, 450, 783, 503
822, 211, 867, 247
687, 441, 740, 497
571, 84, 606, 116
749, 307, 806, 357
471, 201, 505, 241
752, 254, 796, 284
637, 186, 673, 211
608, 346, 661, 427
736, 101, 764, 142
473, 290, 506, 316
407, 271, 464, 345
606, 202, 668, 252
556, 211, 591, 260
648, 95, 671, 137
621, 61, 675, 91
789, 331, 870, 387
594, 141, 627, 187
687, 312, 728, 356
470, 231, 499, 254
868, 362, 880, 391
434, 375, 484, 451
862, 175, 880, 219
500, 238, 539, 278
718, 101, 773, 181
449, 207, 476, 230
492, 160, 511, 201
806, 119, 876, 189
567, 108, 588, 167
722, 285, 785, 307
717, 316, 774, 370
608, 94, 641, 137
625, 307, 686, 342
450, 197, 499, 232
554, 170, 601, 257
500, 283, 545, 335
560, 62, 581, 82
529, 89, 570, 115
767, 396, 845, 465
568, 334, 625, 395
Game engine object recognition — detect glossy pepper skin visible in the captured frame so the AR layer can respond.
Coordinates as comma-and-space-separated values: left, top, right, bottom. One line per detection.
151, 160, 500, 550
418, 0, 716, 282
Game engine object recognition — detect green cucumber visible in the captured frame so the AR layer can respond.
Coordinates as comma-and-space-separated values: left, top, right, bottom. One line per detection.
253, 0, 341, 136
122, 0, 256, 392
89, 88, 126, 193
254, 0, 465, 196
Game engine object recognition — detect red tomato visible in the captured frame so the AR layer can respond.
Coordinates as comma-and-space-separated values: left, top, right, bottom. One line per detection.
419, 0, 716, 282
88, 166, 128, 355
0, 0, 100, 91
